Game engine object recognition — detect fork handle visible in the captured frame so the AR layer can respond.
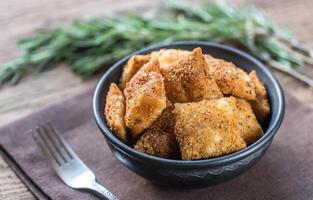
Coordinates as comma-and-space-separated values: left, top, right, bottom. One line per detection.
88, 181, 119, 200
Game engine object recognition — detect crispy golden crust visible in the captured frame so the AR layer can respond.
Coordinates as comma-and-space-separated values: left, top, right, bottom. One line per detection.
150, 105, 176, 131
173, 98, 246, 160
153, 49, 191, 70
234, 98, 263, 145
134, 106, 180, 159
161, 48, 223, 103
124, 59, 167, 138
134, 129, 179, 159
206, 59, 256, 100
105, 83, 128, 142
105, 47, 270, 160
249, 71, 271, 123
119, 54, 151, 90
151, 49, 213, 70
210, 97, 263, 145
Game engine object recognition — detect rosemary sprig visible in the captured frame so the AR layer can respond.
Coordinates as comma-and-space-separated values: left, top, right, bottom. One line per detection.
1, 0, 313, 86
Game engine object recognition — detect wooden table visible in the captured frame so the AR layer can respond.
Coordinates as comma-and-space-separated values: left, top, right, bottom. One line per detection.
1, 0, 313, 199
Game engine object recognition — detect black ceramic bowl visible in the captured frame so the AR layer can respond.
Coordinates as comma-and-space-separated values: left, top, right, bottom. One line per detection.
93, 41, 285, 187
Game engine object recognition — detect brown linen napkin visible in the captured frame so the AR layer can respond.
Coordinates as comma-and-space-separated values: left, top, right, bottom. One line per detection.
1, 88, 313, 200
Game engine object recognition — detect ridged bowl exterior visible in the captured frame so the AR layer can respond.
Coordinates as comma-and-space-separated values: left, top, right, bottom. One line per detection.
108, 140, 271, 186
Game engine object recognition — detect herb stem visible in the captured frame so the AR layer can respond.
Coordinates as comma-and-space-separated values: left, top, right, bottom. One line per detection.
1, 0, 312, 87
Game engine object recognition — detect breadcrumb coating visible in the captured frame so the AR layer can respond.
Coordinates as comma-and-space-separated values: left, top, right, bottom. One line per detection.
134, 106, 180, 159
161, 48, 223, 103
124, 59, 167, 138
105, 47, 270, 160
210, 97, 263, 145
206, 58, 256, 100
105, 83, 128, 142
233, 98, 263, 145
152, 49, 191, 70
119, 54, 150, 90
249, 70, 271, 123
173, 98, 246, 160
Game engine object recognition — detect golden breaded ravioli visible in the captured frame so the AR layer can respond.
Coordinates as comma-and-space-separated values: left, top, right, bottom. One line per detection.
206, 59, 256, 100
161, 48, 222, 103
105, 83, 128, 142
153, 49, 191, 70
134, 106, 179, 159
210, 97, 263, 145
173, 98, 246, 160
249, 70, 270, 123
119, 54, 150, 90
124, 59, 167, 138
233, 98, 263, 145
105, 47, 269, 160
134, 129, 179, 159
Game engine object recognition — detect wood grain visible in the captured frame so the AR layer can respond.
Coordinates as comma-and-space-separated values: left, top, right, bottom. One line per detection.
0, 156, 34, 200
0, 0, 313, 199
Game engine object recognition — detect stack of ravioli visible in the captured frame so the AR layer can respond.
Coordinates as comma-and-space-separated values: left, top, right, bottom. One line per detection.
105, 47, 270, 160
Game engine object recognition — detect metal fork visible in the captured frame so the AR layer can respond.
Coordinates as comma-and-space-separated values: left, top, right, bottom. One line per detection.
31, 122, 118, 200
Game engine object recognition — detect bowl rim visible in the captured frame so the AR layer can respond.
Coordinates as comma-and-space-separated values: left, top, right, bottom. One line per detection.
93, 41, 285, 167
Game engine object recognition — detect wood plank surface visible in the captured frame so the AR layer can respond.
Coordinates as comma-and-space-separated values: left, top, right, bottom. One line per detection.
1, 0, 313, 199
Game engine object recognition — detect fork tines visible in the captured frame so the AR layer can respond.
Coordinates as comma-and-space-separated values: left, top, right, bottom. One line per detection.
31, 122, 74, 167
31, 121, 119, 200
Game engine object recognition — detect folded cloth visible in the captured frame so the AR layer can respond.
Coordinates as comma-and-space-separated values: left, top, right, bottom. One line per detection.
1, 88, 313, 200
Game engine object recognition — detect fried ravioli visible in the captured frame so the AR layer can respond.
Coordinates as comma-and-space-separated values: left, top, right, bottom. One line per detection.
153, 49, 191, 70
149, 105, 176, 131
211, 97, 263, 145
134, 129, 179, 159
234, 98, 263, 145
161, 48, 222, 103
105, 46, 270, 160
105, 83, 128, 142
119, 54, 151, 90
124, 59, 167, 138
173, 98, 246, 160
249, 70, 271, 123
134, 106, 179, 159
206, 59, 256, 100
